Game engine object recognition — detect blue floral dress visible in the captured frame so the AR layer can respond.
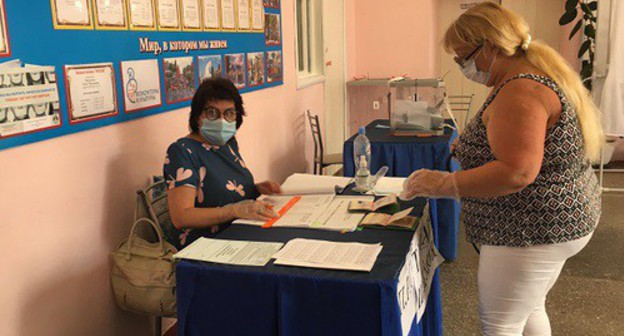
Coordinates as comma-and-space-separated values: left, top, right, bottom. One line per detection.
163, 137, 259, 249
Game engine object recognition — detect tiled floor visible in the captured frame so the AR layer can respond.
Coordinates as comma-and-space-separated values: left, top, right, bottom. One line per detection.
440, 171, 624, 336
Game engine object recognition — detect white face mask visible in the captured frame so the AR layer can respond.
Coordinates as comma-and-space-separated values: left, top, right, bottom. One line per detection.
458, 49, 496, 85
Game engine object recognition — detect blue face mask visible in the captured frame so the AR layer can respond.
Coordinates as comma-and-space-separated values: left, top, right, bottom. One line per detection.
200, 118, 237, 146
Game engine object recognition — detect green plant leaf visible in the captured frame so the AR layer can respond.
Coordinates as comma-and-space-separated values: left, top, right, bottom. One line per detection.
578, 40, 591, 58
559, 8, 578, 25
569, 20, 583, 40
588, 1, 597, 11
580, 2, 592, 15
565, 0, 578, 11
584, 24, 596, 38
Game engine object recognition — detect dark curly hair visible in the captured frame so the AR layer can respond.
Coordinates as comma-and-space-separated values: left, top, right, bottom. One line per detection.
189, 78, 245, 133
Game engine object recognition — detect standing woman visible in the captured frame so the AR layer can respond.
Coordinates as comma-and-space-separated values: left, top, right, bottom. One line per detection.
400, 3, 603, 335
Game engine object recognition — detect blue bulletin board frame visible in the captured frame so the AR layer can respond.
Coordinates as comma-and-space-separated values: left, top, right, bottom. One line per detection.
0, 0, 283, 151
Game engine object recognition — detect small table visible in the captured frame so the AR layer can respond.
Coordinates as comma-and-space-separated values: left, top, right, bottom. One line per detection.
176, 198, 443, 336
343, 119, 460, 261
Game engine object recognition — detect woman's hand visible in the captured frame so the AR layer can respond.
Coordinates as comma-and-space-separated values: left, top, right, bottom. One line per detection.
225, 200, 278, 221
399, 169, 460, 200
450, 137, 459, 152
256, 181, 282, 195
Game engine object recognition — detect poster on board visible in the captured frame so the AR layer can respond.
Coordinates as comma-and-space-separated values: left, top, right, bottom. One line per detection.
155, 0, 181, 31
94, 0, 128, 30
236, 0, 251, 31
163, 56, 196, 104
246, 52, 264, 87
266, 50, 282, 83
121, 59, 162, 113
224, 53, 245, 89
264, 13, 280, 45
128, 0, 157, 30
0, 66, 61, 138
0, 0, 10, 56
197, 55, 223, 82
202, 0, 220, 31
50, 0, 94, 29
181, 0, 202, 31
220, 0, 236, 30
251, 0, 264, 32
64, 63, 118, 124
263, 0, 278, 9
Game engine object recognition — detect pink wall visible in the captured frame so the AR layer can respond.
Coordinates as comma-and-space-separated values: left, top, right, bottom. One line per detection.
348, 0, 440, 79
0, 0, 324, 334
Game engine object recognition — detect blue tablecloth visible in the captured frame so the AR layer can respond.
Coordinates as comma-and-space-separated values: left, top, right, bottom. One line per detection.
343, 119, 460, 261
176, 198, 443, 336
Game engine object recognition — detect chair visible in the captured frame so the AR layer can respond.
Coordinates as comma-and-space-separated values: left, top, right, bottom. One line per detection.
447, 94, 475, 129
306, 110, 343, 175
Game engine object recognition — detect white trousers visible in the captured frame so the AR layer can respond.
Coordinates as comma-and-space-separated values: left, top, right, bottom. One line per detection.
478, 233, 593, 336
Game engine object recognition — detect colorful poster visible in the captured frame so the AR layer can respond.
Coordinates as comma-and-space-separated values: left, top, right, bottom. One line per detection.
64, 63, 118, 123
246, 52, 264, 87
264, 13, 280, 45
51, 0, 94, 29
197, 55, 223, 82
163, 56, 195, 104
181, 0, 202, 31
236, 0, 250, 31
121, 59, 162, 113
266, 50, 282, 83
251, 0, 263, 32
128, 0, 157, 30
155, 0, 181, 30
0, 0, 10, 56
202, 0, 220, 31
224, 53, 245, 89
220, 0, 235, 30
94, 0, 128, 30
0, 67, 61, 138
263, 0, 278, 9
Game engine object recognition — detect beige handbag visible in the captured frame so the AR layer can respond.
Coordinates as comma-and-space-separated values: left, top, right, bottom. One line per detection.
111, 216, 178, 317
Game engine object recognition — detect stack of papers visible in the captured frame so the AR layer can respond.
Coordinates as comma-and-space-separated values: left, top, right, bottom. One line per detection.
173, 238, 284, 267
273, 238, 383, 272
280, 173, 352, 194
371, 177, 406, 196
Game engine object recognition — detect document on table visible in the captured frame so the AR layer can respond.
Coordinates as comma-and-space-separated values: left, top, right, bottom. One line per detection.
273, 238, 383, 272
310, 196, 374, 231
173, 237, 284, 266
233, 195, 374, 232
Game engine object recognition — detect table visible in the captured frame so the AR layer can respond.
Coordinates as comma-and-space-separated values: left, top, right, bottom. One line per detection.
176, 198, 443, 336
343, 119, 460, 261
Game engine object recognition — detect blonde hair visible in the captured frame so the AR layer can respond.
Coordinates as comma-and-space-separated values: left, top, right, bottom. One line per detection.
443, 2, 604, 162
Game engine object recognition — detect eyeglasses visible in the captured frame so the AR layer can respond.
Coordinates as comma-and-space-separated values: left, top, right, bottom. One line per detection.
453, 45, 483, 67
202, 106, 237, 123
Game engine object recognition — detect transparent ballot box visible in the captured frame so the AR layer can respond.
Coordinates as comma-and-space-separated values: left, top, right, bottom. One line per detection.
388, 78, 449, 136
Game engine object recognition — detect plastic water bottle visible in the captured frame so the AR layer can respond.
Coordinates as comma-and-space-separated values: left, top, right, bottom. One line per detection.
355, 155, 371, 190
353, 126, 371, 173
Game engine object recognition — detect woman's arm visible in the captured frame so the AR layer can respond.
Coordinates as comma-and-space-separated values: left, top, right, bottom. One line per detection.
454, 81, 552, 198
168, 186, 277, 229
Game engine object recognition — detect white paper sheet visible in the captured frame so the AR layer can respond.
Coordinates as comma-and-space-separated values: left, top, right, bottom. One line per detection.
173, 237, 284, 266
273, 238, 383, 272
65, 63, 117, 120
181, 0, 201, 29
280, 173, 352, 195
202, 0, 220, 29
55, 0, 91, 25
94, 0, 126, 27
157, 0, 180, 28
221, 0, 236, 29
310, 196, 373, 231
232, 194, 335, 228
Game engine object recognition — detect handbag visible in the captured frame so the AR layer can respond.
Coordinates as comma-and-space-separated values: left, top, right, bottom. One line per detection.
111, 215, 178, 317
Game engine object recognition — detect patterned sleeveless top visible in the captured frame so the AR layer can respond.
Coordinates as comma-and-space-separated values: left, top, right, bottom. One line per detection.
455, 74, 601, 247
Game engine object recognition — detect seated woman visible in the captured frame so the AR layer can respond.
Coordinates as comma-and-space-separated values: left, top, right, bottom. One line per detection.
164, 78, 280, 249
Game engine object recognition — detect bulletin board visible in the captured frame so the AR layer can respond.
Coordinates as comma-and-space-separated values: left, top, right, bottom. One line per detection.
0, 0, 283, 151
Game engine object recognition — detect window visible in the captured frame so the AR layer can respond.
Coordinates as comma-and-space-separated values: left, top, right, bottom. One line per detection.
296, 0, 324, 88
